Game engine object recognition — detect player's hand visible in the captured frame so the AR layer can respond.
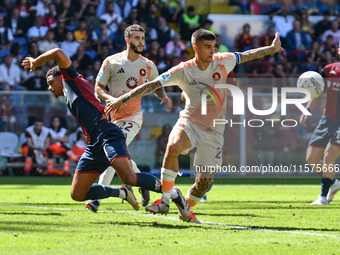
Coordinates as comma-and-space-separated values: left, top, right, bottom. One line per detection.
160, 96, 172, 110
104, 97, 124, 115
300, 114, 308, 126
22, 57, 37, 72
271, 32, 283, 52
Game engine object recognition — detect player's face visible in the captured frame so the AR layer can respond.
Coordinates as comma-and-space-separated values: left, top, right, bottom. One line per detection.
128, 31, 145, 54
34, 121, 43, 133
47, 75, 64, 97
195, 40, 215, 63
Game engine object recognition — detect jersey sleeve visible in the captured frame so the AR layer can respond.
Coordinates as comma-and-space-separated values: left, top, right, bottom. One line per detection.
213, 52, 239, 69
154, 66, 182, 87
60, 64, 78, 80
96, 58, 112, 85
149, 62, 159, 81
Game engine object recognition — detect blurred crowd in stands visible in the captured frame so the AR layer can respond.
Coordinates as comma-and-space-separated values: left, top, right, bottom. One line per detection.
0, 0, 338, 93
0, 0, 337, 175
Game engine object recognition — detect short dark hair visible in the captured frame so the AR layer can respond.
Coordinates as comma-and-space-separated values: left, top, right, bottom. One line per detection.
187, 5, 195, 12
191, 29, 215, 46
34, 118, 43, 123
323, 10, 331, 16
124, 24, 144, 38
46, 66, 61, 79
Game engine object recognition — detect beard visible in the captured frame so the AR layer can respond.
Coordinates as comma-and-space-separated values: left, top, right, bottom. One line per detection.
130, 41, 144, 54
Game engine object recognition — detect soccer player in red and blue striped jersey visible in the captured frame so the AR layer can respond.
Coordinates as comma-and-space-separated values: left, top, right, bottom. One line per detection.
22, 48, 163, 210
300, 44, 340, 205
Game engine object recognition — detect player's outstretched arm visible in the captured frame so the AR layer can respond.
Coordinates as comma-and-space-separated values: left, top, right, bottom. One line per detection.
153, 87, 173, 110
105, 80, 162, 114
238, 32, 283, 64
22, 48, 71, 72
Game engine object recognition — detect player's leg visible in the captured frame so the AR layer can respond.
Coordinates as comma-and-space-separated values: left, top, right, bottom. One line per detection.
307, 116, 331, 205
101, 126, 163, 195
186, 133, 222, 208
324, 141, 340, 202
117, 120, 150, 206
201, 179, 214, 202
310, 142, 340, 205
86, 120, 146, 212
187, 166, 215, 206
75, 152, 140, 211
306, 146, 324, 175
145, 126, 191, 215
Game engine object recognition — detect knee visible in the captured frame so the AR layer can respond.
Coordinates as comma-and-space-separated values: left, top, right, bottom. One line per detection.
306, 154, 316, 165
70, 190, 85, 201
323, 152, 334, 165
166, 143, 182, 158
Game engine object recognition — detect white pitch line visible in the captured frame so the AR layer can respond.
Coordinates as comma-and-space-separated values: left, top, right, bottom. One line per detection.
1, 204, 340, 238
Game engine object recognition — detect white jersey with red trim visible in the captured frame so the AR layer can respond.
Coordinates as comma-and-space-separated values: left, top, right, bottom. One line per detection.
155, 52, 239, 134
96, 50, 159, 122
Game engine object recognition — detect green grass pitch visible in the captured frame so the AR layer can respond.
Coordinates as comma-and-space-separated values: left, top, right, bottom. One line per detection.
1, 177, 340, 255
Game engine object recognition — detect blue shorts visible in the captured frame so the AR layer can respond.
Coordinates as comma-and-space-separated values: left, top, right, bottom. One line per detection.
75, 119, 130, 175
309, 115, 340, 148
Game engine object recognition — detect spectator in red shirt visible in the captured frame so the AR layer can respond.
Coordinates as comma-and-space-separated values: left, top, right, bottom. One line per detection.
42, 3, 57, 29
235, 23, 252, 52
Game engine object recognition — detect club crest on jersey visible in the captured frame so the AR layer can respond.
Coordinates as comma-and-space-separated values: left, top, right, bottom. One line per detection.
140, 68, 146, 76
179, 124, 185, 127
126, 77, 138, 89
212, 72, 221, 81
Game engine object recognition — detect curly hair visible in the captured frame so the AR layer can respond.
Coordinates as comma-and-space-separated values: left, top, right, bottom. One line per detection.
46, 66, 61, 79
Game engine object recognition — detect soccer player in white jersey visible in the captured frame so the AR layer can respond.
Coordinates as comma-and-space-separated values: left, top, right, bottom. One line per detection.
105, 29, 282, 222
85, 24, 172, 212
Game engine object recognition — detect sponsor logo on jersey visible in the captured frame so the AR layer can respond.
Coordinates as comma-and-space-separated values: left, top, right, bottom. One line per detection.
212, 72, 221, 81
199, 82, 222, 107
118, 68, 125, 73
126, 77, 138, 89
140, 68, 146, 76
330, 70, 337, 75
98, 70, 103, 79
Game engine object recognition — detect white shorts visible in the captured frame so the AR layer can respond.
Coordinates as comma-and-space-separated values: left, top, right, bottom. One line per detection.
113, 112, 143, 145
172, 118, 224, 167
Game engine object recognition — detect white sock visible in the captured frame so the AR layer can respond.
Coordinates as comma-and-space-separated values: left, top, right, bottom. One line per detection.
161, 168, 177, 204
96, 166, 116, 204
131, 160, 141, 173
187, 191, 202, 201
118, 188, 126, 199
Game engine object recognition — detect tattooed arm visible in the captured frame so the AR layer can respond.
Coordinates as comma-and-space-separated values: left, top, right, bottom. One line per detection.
104, 80, 162, 114
238, 32, 283, 64
153, 86, 173, 110
121, 80, 162, 103
153, 86, 168, 100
